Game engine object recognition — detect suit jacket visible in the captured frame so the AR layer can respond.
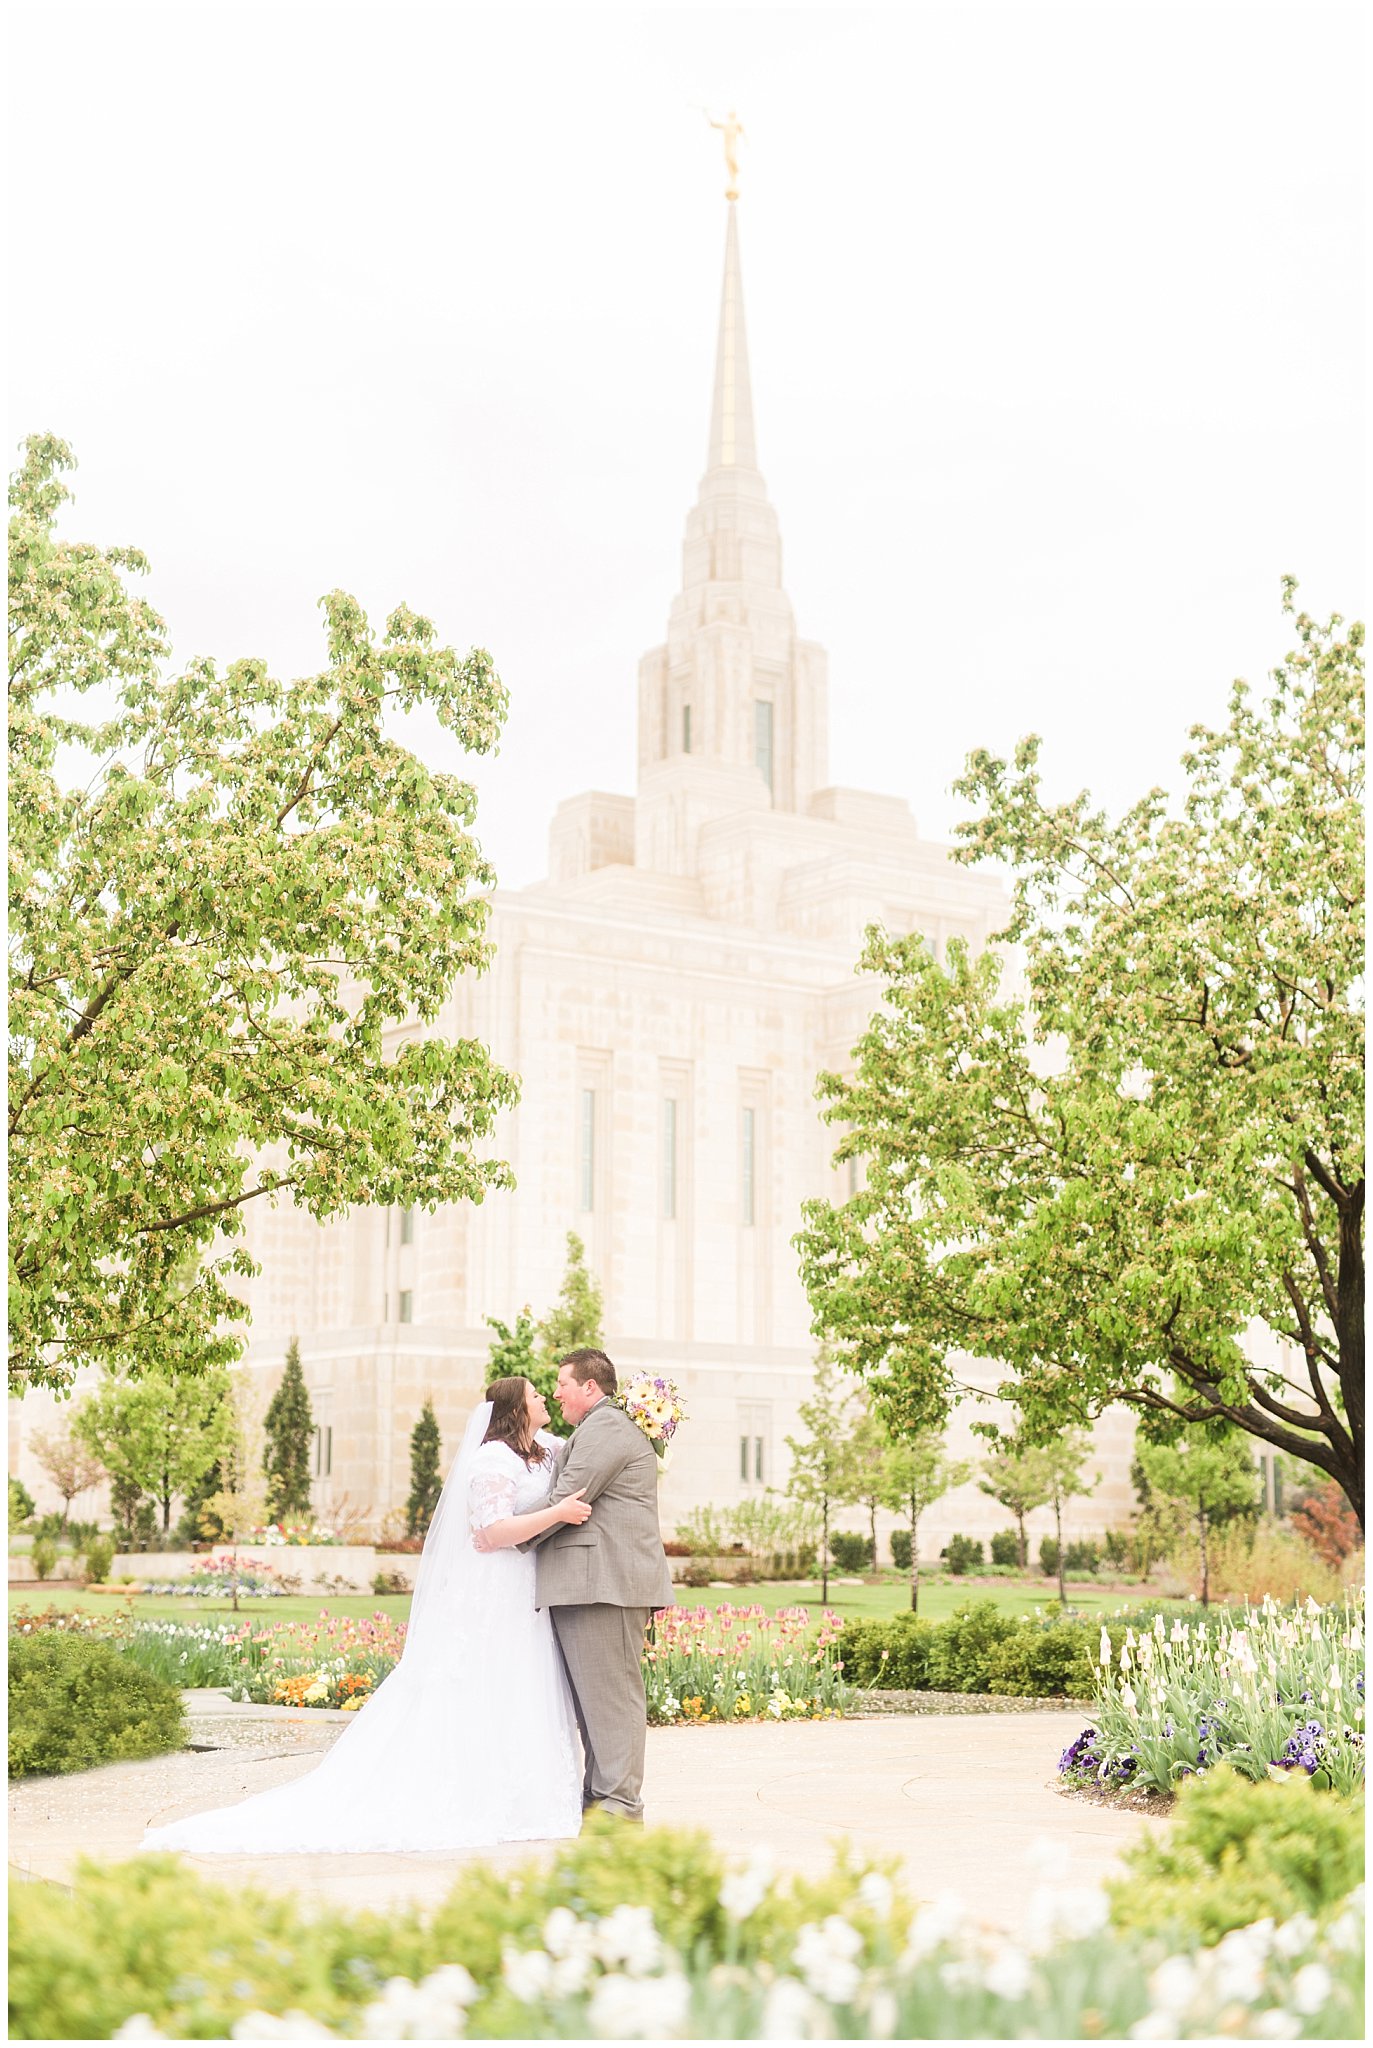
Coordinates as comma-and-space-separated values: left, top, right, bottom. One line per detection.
527, 1399, 675, 1611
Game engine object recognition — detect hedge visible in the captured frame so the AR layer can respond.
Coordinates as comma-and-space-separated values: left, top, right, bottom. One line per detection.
9, 1630, 185, 1779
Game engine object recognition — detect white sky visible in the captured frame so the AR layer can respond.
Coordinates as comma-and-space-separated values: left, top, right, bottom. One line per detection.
9, 3, 1365, 890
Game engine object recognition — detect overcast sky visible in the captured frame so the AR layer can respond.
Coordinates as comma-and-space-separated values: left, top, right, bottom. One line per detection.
9, 3, 1365, 890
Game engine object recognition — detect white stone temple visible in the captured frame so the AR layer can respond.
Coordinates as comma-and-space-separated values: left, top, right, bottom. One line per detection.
11, 196, 1138, 1556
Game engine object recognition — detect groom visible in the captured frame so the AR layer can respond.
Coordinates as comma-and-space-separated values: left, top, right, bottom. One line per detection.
520, 1348, 673, 1823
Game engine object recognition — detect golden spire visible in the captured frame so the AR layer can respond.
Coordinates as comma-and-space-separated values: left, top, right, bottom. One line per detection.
707, 108, 746, 201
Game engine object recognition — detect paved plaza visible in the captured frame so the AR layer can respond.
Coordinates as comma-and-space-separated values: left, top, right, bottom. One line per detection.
9, 1693, 1161, 1933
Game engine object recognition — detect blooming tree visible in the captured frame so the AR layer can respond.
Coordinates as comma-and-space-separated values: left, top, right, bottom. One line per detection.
9, 436, 517, 1395
797, 588, 1363, 1523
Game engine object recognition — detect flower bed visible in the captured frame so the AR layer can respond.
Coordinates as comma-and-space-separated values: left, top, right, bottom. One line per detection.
8, 1781, 1364, 2039
1060, 1596, 1365, 1796
136, 1557, 291, 1599
644, 1603, 849, 1722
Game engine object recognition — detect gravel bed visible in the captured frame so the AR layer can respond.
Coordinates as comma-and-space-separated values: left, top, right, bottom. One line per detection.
850, 1689, 1093, 1717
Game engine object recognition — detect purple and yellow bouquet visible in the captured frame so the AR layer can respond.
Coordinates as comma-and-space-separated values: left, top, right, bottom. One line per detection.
616, 1373, 687, 1459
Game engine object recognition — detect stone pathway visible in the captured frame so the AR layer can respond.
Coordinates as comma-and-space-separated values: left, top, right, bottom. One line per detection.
9, 1692, 1163, 1935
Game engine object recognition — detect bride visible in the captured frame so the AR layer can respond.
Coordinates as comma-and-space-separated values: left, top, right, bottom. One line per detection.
143, 1376, 592, 1854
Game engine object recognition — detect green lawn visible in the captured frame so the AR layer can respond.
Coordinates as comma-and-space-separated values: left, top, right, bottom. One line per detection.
9, 1573, 1144, 1630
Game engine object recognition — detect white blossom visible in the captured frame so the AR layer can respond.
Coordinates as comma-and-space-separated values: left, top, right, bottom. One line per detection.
759, 1977, 824, 2039
720, 1848, 776, 1922
229, 2016, 336, 2041
793, 1917, 864, 2004
1271, 1914, 1317, 1959
357, 1966, 477, 2040
902, 1890, 967, 1963
857, 1871, 893, 1918
1209, 1927, 1266, 2004
592, 1904, 664, 1978
113, 2023, 168, 2043
1146, 1953, 1198, 2015
983, 1941, 1033, 2001
1289, 1962, 1333, 2015
586, 1969, 691, 2038
1252, 2012, 1302, 2038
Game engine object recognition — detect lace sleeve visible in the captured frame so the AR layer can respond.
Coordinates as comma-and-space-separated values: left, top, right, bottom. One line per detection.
468, 1461, 518, 1536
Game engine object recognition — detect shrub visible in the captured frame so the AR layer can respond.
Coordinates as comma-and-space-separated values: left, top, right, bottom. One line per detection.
9, 1631, 185, 1778
925, 1600, 1016, 1692
1289, 1481, 1363, 1568
1039, 1536, 1060, 1576
841, 1615, 935, 1689
9, 1476, 36, 1530
1103, 1528, 1132, 1569
371, 1569, 408, 1595
82, 1534, 115, 1584
1109, 1768, 1365, 1944
890, 1529, 912, 1572
985, 1612, 1098, 1698
988, 1530, 1019, 1568
1203, 1521, 1341, 1605
942, 1534, 983, 1576
829, 1532, 874, 1573
12, 1824, 1359, 2043
1064, 1540, 1100, 1574
29, 1536, 58, 1580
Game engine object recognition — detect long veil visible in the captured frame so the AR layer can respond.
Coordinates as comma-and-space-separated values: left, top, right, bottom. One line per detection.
402, 1398, 492, 1667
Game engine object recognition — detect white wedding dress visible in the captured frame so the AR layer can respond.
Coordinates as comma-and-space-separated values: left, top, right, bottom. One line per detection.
143, 1413, 582, 1854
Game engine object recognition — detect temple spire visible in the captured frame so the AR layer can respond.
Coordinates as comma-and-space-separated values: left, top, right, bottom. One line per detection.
705, 201, 758, 473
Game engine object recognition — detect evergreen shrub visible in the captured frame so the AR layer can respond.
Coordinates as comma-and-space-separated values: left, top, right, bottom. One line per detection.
1040, 1536, 1061, 1576
30, 1536, 58, 1580
890, 1529, 912, 1571
9, 1631, 185, 1778
1109, 1768, 1365, 1944
9, 1476, 36, 1529
1064, 1540, 1100, 1574
989, 1531, 1019, 1567
829, 1531, 874, 1573
83, 1534, 115, 1583
943, 1534, 983, 1576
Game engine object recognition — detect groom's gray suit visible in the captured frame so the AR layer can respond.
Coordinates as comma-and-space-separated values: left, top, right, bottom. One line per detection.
525, 1399, 674, 1821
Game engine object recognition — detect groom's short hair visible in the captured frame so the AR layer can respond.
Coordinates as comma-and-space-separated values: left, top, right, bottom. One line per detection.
560, 1348, 617, 1397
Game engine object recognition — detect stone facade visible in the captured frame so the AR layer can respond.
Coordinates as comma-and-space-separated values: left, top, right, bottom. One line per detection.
9, 199, 1141, 1559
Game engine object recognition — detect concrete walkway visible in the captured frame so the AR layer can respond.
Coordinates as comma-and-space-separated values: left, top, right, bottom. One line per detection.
9, 1694, 1162, 1935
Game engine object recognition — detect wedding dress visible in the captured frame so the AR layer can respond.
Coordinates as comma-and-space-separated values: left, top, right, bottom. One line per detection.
142, 1407, 582, 1853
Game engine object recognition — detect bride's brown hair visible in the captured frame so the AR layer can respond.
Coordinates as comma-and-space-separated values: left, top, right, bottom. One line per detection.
482, 1376, 546, 1467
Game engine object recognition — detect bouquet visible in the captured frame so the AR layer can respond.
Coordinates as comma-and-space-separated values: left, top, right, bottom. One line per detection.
616, 1374, 687, 1460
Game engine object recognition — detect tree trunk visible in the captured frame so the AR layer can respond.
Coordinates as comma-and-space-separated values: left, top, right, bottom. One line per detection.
1199, 1498, 1210, 1608
909, 1499, 920, 1613
161, 1465, 171, 1533
821, 1493, 830, 1605
1054, 1491, 1066, 1608
1016, 1510, 1027, 1570
1337, 1189, 1364, 1528
869, 1500, 878, 1576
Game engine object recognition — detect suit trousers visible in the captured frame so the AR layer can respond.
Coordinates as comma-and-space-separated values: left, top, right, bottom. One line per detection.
550, 1603, 652, 1821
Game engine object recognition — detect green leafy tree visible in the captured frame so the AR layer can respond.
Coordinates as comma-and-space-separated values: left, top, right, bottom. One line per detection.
1038, 1430, 1097, 1606
484, 1307, 573, 1439
72, 1368, 234, 1533
406, 1399, 443, 1538
28, 1415, 105, 1527
1136, 1426, 1259, 1606
538, 1234, 604, 1369
848, 1400, 892, 1573
262, 1339, 313, 1523
797, 587, 1364, 1523
8, 435, 517, 1397
784, 1357, 861, 1604
878, 1428, 971, 1611
979, 1441, 1055, 1569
